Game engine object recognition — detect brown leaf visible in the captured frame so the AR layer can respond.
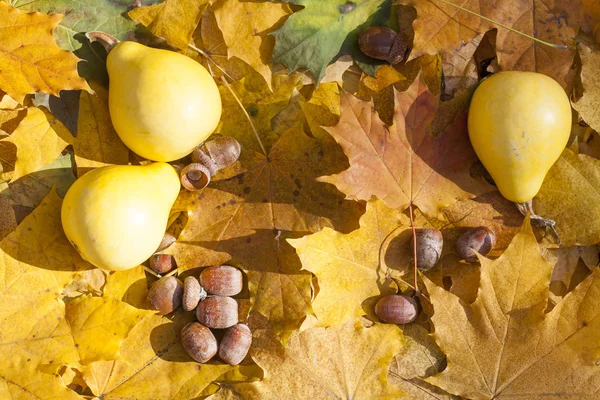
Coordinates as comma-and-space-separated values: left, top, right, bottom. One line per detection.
403, 0, 586, 87
319, 73, 492, 219
0, 3, 91, 103
573, 44, 600, 132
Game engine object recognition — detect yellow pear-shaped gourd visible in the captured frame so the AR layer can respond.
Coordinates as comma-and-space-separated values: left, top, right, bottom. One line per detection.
61, 163, 180, 271
468, 71, 571, 203
107, 41, 221, 161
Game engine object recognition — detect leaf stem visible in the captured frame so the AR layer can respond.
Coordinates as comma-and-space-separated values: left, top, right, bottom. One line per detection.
188, 43, 234, 81
432, 0, 568, 50
409, 202, 420, 296
143, 265, 161, 279
219, 76, 267, 156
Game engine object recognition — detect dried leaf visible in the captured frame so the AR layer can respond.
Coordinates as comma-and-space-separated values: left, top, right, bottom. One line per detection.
129, 0, 209, 50
442, 191, 524, 255
0, 3, 91, 103
534, 148, 600, 246
1, 107, 73, 181
104, 265, 148, 309
0, 152, 76, 224
169, 121, 363, 331
0, 190, 90, 396
73, 82, 129, 175
425, 218, 600, 399
212, 318, 405, 400
62, 268, 107, 298
213, 0, 291, 86
33, 90, 80, 136
65, 296, 152, 364
82, 312, 234, 399
289, 199, 404, 327
403, 0, 585, 87
573, 45, 600, 132
319, 74, 491, 219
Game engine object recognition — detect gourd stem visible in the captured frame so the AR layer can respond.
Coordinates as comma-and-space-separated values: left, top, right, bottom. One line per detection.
220, 76, 267, 156
432, 0, 568, 50
85, 31, 119, 53
516, 200, 561, 244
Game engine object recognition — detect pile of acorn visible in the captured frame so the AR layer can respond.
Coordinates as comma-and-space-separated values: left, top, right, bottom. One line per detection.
146, 261, 251, 365
374, 226, 496, 325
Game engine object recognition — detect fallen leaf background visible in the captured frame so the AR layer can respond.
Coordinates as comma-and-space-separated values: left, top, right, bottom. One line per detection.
1, 0, 600, 398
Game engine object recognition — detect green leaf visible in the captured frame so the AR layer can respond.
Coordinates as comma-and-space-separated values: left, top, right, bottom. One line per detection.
271, 0, 386, 83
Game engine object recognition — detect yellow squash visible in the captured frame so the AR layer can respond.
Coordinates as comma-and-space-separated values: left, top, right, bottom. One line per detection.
468, 71, 571, 203
61, 163, 180, 271
107, 41, 221, 161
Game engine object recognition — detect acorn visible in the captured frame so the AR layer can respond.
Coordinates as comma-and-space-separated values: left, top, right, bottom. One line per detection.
375, 295, 418, 324
146, 276, 183, 315
414, 228, 443, 271
456, 227, 496, 263
219, 324, 252, 365
181, 322, 218, 363
180, 137, 241, 191
182, 276, 206, 311
196, 296, 238, 329
199, 265, 243, 296
149, 253, 176, 274
358, 26, 409, 65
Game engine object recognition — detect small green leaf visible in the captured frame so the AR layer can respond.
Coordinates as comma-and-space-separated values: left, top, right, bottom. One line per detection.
271, 0, 386, 83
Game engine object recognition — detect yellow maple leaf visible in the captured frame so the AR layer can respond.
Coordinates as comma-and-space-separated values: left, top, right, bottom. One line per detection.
289, 199, 406, 327
1, 107, 73, 181
212, 0, 292, 87
573, 44, 600, 132
0, 189, 92, 397
129, 0, 209, 50
103, 265, 148, 309
82, 312, 234, 399
425, 217, 600, 399
65, 296, 153, 364
0, 3, 91, 103
74, 82, 129, 176
211, 318, 406, 400
534, 148, 600, 246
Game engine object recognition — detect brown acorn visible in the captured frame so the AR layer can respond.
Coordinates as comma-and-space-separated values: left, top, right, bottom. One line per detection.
456, 227, 496, 263
415, 228, 443, 271
181, 322, 218, 363
149, 253, 176, 274
182, 276, 206, 311
199, 265, 243, 296
219, 324, 252, 365
180, 137, 241, 191
375, 295, 418, 324
196, 296, 238, 329
358, 26, 408, 65
146, 276, 183, 315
